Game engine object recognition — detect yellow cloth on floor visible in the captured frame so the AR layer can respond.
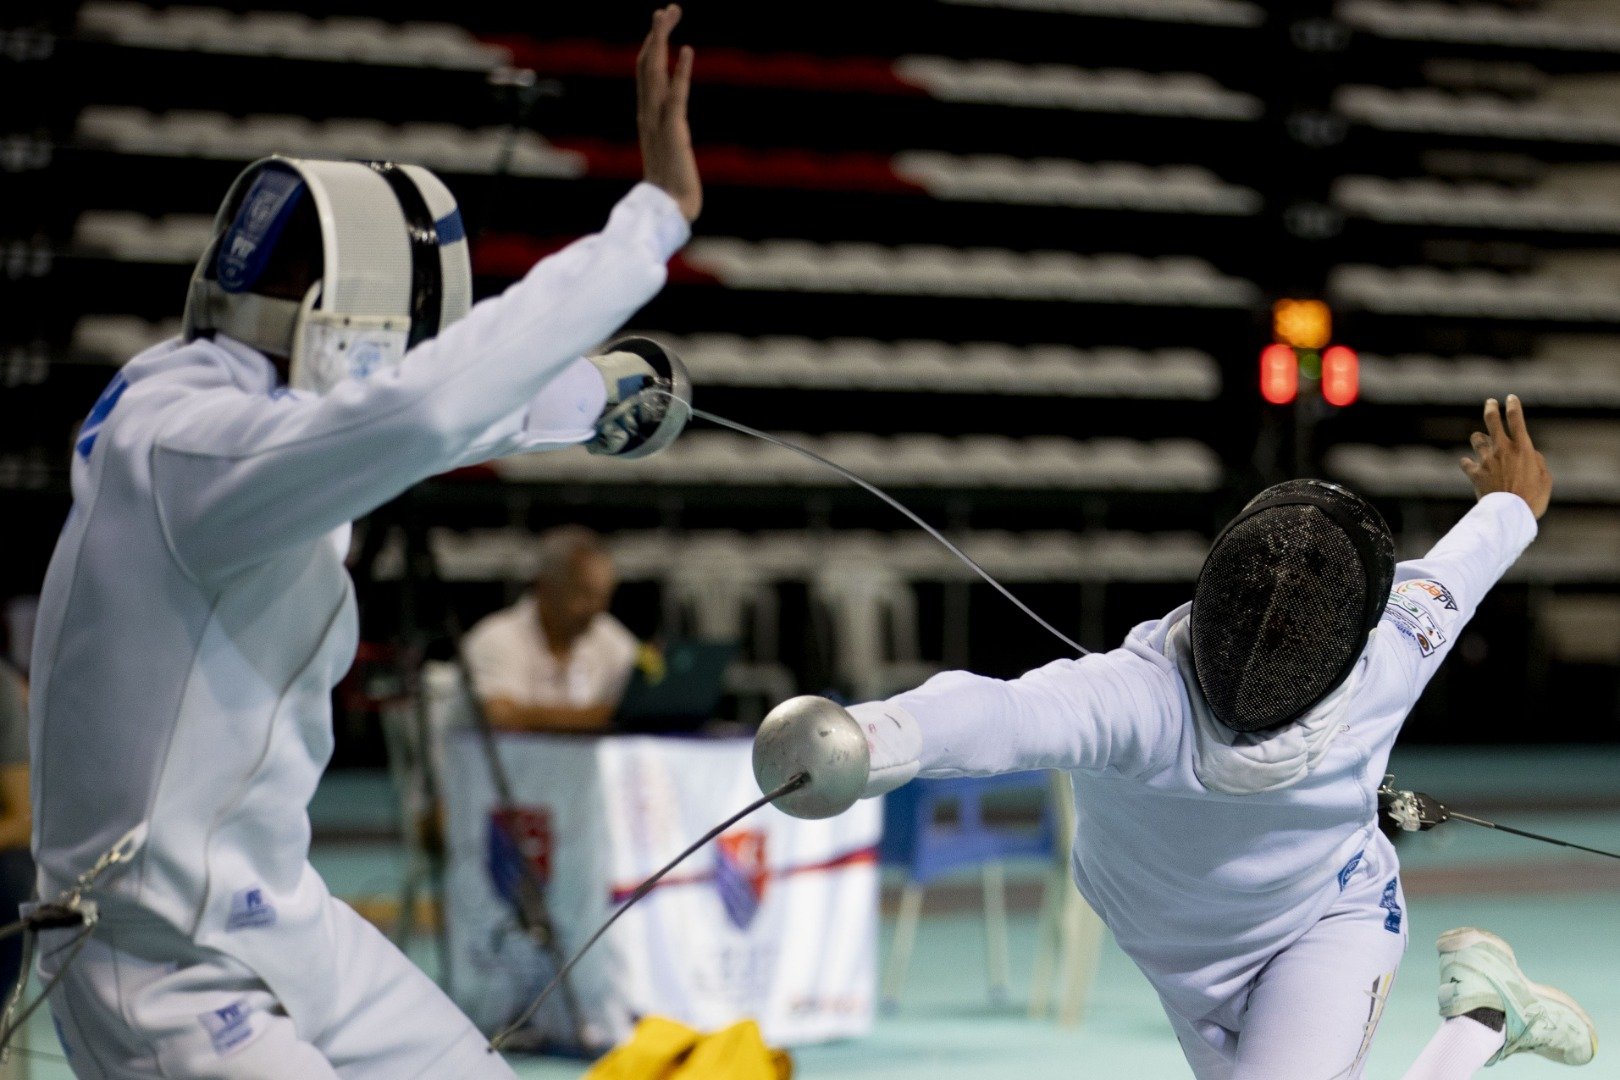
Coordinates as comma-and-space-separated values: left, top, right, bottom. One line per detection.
584, 1017, 792, 1080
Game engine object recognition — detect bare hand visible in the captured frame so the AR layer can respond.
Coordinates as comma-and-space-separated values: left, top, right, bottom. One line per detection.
1460, 394, 1552, 520
637, 5, 701, 223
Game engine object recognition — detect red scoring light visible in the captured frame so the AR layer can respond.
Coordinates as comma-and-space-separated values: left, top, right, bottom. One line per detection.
1260, 343, 1298, 404
1322, 345, 1359, 406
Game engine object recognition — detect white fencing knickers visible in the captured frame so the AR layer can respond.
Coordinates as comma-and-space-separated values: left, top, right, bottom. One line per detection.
1167, 859, 1410, 1080
39, 900, 517, 1080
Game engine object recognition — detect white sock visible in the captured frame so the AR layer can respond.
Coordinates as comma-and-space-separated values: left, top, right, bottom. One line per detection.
1398, 1016, 1507, 1080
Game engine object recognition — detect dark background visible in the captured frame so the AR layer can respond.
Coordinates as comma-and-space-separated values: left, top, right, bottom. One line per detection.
3, 0, 1617, 763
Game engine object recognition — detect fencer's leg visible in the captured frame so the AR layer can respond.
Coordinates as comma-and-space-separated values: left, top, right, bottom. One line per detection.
1397, 1018, 1504, 1080
43, 933, 340, 1079
1227, 906, 1405, 1080
313, 900, 519, 1080
1164, 1005, 1237, 1080
1399, 927, 1596, 1078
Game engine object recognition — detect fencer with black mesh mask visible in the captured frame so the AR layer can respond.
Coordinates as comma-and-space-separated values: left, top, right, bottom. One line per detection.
1190, 479, 1396, 733
807, 401, 1585, 1079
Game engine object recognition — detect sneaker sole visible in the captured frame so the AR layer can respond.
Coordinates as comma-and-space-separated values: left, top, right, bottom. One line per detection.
1437, 927, 1599, 1064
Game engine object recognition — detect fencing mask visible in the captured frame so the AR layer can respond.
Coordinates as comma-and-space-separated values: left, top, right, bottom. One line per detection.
182, 155, 472, 394
1189, 479, 1395, 733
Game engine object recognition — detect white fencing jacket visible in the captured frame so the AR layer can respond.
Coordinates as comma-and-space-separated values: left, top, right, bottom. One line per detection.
28, 184, 688, 1019
864, 493, 1537, 1029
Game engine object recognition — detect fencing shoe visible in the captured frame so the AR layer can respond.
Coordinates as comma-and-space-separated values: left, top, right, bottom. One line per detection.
1437, 927, 1597, 1066
585, 336, 691, 459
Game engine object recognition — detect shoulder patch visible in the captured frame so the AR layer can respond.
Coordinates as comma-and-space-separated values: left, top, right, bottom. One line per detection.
1385, 594, 1447, 657
1394, 579, 1457, 611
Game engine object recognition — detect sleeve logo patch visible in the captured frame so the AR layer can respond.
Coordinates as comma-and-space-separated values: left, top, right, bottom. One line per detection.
1395, 579, 1457, 611
1385, 594, 1447, 657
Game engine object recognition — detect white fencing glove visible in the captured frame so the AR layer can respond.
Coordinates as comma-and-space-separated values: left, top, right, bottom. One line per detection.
848, 701, 922, 798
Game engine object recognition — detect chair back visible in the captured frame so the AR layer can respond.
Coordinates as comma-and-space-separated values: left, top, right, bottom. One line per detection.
880, 774, 1058, 886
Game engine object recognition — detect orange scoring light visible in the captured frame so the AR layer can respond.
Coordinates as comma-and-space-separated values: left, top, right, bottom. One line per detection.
1322, 345, 1359, 406
1260, 343, 1298, 405
1272, 299, 1332, 350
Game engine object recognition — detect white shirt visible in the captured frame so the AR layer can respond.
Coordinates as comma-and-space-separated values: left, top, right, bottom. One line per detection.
28, 183, 689, 1012
865, 493, 1538, 1030
463, 597, 638, 708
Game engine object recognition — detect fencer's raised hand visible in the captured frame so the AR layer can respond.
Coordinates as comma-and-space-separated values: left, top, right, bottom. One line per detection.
1460, 394, 1552, 520
637, 5, 702, 223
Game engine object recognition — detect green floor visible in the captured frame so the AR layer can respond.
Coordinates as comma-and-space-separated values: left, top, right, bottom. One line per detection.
12, 747, 1620, 1078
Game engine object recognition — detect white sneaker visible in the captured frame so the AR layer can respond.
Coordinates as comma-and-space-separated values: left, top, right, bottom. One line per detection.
1436, 927, 1597, 1067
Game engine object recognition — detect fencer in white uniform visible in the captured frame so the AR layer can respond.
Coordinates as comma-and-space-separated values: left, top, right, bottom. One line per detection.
786, 398, 1593, 1078
27, 10, 701, 1076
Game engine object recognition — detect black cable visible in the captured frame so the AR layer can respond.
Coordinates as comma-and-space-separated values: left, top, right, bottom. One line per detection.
1446, 812, 1620, 862
488, 772, 809, 1052
687, 405, 1092, 657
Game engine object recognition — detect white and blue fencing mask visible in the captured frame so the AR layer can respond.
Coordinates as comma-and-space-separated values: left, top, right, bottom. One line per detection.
182, 155, 472, 394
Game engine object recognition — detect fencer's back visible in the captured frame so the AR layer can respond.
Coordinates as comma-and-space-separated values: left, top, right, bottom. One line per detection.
29, 339, 351, 955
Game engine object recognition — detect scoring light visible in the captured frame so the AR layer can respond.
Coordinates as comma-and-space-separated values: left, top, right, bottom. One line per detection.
1260, 343, 1298, 405
1272, 299, 1332, 350
1322, 345, 1359, 406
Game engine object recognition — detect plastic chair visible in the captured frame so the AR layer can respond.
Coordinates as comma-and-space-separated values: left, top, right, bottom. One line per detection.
877, 773, 1056, 1009
664, 551, 796, 723
811, 563, 938, 701
1027, 771, 1105, 1027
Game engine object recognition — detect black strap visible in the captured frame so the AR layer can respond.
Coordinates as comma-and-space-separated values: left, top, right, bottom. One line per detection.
369, 162, 443, 349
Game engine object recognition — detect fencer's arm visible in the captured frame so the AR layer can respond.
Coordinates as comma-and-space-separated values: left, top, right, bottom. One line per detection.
444, 355, 608, 468
1378, 395, 1546, 694
150, 184, 689, 580
847, 653, 1176, 796
1378, 491, 1537, 695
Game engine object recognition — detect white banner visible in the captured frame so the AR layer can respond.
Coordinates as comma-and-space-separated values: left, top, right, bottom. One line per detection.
443, 732, 880, 1049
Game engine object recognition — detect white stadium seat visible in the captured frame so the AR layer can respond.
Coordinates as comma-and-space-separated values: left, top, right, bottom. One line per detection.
75, 3, 513, 70
1341, 0, 1620, 53
493, 431, 1221, 492
641, 333, 1221, 399
894, 56, 1261, 119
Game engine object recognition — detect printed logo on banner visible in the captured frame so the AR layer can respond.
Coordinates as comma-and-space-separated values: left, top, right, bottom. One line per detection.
715, 830, 769, 930
198, 1000, 257, 1056
487, 806, 553, 907
1395, 579, 1457, 611
226, 885, 277, 931
1384, 594, 1447, 657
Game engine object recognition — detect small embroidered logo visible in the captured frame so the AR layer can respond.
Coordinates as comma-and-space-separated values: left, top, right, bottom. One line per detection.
198, 1000, 256, 1055
226, 886, 277, 931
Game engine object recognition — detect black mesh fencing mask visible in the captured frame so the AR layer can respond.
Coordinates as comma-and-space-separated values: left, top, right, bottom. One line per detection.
1190, 479, 1395, 733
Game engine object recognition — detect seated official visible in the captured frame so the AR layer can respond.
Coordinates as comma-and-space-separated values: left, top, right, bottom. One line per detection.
463, 527, 638, 733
